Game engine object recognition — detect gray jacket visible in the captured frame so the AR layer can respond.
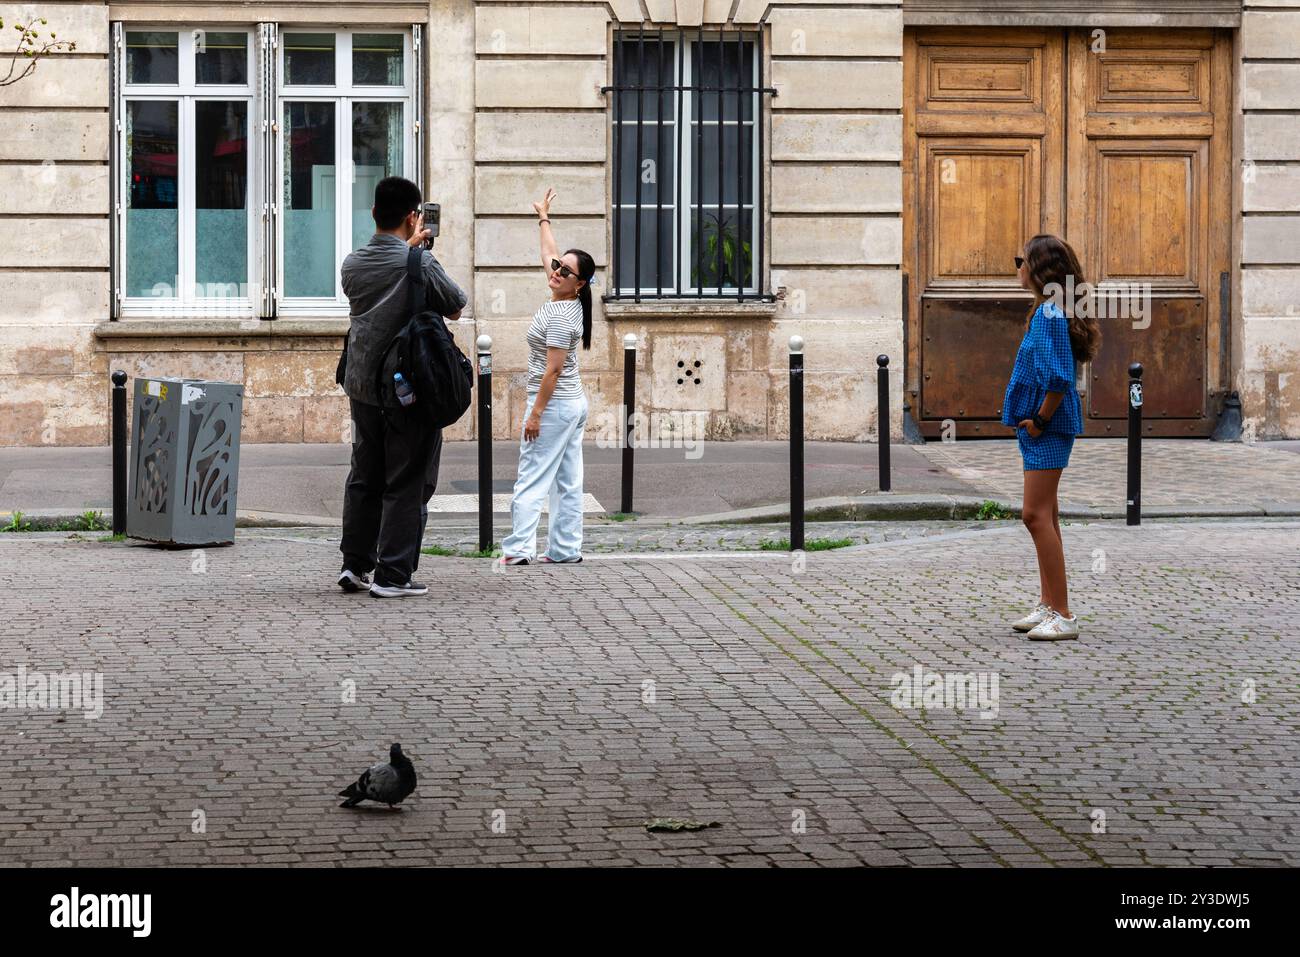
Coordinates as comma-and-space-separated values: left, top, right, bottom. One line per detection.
340, 233, 467, 407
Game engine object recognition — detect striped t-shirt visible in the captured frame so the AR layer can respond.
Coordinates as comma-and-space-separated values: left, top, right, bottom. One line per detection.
526, 298, 584, 398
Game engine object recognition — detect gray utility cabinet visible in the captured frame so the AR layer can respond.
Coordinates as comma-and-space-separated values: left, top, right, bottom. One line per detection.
127, 377, 244, 546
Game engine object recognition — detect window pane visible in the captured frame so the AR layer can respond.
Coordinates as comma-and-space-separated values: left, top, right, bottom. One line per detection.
126, 101, 179, 298
351, 102, 404, 252
615, 37, 672, 121
689, 208, 753, 291
196, 30, 248, 85
615, 210, 673, 292
283, 102, 337, 298
617, 124, 674, 205
284, 33, 335, 85
195, 101, 248, 295
691, 38, 754, 121
691, 123, 751, 206
126, 31, 178, 85
353, 33, 404, 86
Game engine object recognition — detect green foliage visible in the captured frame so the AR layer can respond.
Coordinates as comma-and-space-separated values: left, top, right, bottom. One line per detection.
421, 545, 502, 559
693, 214, 752, 291
54, 510, 110, 532
2, 16, 77, 87
759, 536, 855, 552
604, 512, 637, 522
2, 511, 32, 532
976, 500, 1014, 521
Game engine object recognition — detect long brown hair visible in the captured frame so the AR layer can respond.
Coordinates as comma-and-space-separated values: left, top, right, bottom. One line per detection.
1023, 234, 1101, 362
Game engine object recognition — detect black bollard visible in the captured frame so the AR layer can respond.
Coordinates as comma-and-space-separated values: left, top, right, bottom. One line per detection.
877, 354, 891, 492
111, 370, 127, 535
790, 336, 805, 552
621, 333, 636, 515
476, 335, 493, 552
1127, 362, 1143, 526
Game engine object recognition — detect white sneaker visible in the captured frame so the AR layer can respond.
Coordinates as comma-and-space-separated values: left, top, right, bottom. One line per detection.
369, 579, 429, 599
1012, 602, 1053, 633
337, 569, 371, 593
1027, 611, 1080, 641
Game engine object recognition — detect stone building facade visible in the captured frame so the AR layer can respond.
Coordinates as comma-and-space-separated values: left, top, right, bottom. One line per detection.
0, 0, 1296, 447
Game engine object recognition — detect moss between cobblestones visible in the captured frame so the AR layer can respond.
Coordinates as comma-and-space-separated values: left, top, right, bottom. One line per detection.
420, 545, 501, 559
758, 536, 857, 552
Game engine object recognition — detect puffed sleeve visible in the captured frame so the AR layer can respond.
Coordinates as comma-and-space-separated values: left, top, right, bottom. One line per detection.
1032, 304, 1076, 393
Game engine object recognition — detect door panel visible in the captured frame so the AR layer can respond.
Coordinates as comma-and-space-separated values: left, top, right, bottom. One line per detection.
1088, 299, 1206, 420
926, 141, 1040, 282
1098, 150, 1199, 284
921, 298, 1028, 427
904, 26, 1231, 438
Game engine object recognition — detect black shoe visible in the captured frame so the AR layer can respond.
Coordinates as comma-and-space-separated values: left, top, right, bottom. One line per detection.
337, 569, 371, 592
369, 579, 429, 598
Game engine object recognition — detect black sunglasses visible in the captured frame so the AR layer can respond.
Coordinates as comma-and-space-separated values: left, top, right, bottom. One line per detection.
550, 258, 581, 281
1014, 256, 1025, 269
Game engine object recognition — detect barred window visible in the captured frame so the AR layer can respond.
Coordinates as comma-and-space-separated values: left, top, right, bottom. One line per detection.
608, 31, 769, 301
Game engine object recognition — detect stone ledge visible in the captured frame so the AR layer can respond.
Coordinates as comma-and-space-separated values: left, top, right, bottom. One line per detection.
602, 300, 780, 321
94, 318, 350, 339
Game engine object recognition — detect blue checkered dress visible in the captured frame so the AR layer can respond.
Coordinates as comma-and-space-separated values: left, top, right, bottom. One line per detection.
1001, 301, 1082, 471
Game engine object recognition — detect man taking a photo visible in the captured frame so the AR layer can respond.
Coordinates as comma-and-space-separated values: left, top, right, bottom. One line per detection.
337, 176, 467, 598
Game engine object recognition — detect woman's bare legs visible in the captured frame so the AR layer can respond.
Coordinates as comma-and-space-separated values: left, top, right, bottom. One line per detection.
1022, 468, 1070, 616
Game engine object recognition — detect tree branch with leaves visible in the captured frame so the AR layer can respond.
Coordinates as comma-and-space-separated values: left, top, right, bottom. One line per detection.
1, 15, 77, 87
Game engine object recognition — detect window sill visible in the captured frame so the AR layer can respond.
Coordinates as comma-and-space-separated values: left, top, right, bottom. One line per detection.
602, 300, 779, 321
95, 318, 350, 340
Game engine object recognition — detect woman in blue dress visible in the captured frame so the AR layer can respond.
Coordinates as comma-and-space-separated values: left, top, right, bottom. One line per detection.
1003, 235, 1101, 641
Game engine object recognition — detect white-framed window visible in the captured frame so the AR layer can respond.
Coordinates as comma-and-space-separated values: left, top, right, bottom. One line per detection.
609, 31, 765, 301
111, 23, 422, 319
117, 27, 257, 316
275, 28, 416, 314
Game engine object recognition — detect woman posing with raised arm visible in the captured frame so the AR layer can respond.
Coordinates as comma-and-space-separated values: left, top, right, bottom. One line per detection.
499, 188, 596, 566
1004, 234, 1100, 640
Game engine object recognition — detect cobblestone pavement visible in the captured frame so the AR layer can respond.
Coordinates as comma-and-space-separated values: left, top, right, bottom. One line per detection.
916, 439, 1300, 509
1, 519, 1297, 866
237, 519, 990, 555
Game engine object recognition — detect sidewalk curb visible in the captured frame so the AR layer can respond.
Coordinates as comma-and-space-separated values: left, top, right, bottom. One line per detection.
679, 495, 1300, 524
8, 499, 1300, 533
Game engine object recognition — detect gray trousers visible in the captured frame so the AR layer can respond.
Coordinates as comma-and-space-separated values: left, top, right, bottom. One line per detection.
340, 399, 442, 586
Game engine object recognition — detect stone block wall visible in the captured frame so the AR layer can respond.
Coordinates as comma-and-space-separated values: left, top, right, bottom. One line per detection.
1239, 0, 1300, 439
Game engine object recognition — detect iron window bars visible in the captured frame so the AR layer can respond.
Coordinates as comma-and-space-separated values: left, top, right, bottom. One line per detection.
603, 28, 776, 303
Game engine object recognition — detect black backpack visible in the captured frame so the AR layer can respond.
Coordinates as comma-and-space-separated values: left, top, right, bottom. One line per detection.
374, 247, 473, 428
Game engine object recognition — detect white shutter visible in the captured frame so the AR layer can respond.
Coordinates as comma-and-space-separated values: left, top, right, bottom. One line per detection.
109, 22, 124, 320
258, 23, 279, 318
412, 24, 424, 195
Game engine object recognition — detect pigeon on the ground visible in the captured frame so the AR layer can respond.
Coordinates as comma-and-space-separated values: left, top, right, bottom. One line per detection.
338, 743, 417, 809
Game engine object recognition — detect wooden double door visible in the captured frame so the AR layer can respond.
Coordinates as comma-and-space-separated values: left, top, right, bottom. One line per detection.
903, 27, 1233, 437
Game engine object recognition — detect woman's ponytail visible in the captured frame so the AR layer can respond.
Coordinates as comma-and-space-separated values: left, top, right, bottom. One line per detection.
566, 247, 596, 350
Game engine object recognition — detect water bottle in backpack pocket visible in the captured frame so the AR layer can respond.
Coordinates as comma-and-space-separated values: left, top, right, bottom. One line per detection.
393, 372, 416, 407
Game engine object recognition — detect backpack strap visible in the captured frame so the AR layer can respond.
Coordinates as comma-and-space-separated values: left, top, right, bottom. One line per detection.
374, 248, 426, 409
406, 246, 424, 317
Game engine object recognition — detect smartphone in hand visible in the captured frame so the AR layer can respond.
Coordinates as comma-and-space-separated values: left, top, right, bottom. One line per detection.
421, 203, 440, 248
